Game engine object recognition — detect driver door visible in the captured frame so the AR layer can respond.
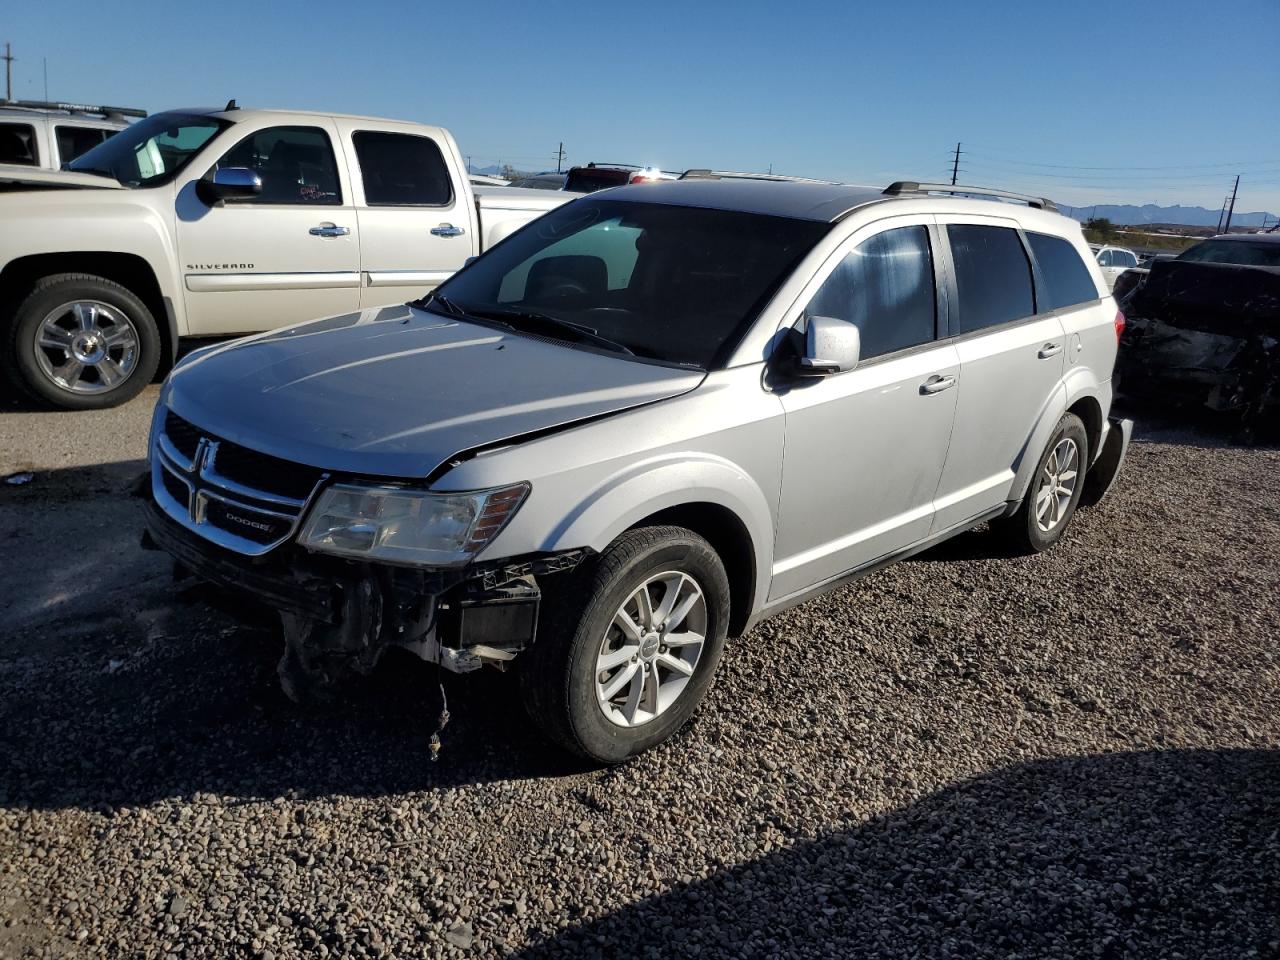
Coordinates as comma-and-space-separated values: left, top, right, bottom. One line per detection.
175, 120, 361, 335
771, 217, 960, 602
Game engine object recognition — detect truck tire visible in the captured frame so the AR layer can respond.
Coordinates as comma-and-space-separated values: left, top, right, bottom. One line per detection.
993, 412, 1089, 554
520, 526, 730, 764
4, 273, 161, 410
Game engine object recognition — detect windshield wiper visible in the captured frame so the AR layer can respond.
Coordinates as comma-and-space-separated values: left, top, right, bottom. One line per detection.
452, 304, 635, 357
419, 291, 468, 317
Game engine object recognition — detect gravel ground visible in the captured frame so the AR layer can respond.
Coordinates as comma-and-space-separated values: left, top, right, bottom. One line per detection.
0, 398, 1277, 959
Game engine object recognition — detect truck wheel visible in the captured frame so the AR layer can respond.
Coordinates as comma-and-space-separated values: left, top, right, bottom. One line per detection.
520, 526, 730, 764
993, 412, 1089, 554
5, 273, 160, 409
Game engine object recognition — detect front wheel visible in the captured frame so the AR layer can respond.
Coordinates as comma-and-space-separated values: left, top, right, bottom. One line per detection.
520, 526, 730, 764
993, 412, 1089, 554
5, 273, 161, 409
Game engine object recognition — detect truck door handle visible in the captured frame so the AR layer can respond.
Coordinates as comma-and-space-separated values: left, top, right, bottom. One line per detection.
920, 374, 956, 395
1038, 342, 1064, 358
309, 223, 350, 237
431, 223, 466, 237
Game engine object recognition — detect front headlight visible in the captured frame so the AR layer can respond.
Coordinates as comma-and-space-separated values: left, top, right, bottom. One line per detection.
297, 482, 530, 567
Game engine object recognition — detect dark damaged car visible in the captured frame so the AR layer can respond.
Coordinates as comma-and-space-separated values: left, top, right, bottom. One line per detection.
1116, 233, 1280, 431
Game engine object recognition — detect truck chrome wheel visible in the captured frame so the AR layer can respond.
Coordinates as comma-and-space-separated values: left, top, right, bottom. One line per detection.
33, 300, 140, 395
1035, 437, 1080, 532
595, 570, 707, 728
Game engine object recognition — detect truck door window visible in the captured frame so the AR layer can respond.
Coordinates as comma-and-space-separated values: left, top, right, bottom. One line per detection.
352, 131, 453, 206
802, 225, 937, 360
0, 122, 38, 165
947, 225, 1036, 332
214, 126, 342, 205
54, 126, 112, 165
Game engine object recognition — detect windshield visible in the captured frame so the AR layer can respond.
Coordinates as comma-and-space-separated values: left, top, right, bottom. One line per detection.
1176, 239, 1280, 268
430, 199, 828, 368
67, 112, 227, 187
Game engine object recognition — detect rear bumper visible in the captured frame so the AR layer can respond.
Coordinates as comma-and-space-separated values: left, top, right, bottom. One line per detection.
1082, 416, 1132, 507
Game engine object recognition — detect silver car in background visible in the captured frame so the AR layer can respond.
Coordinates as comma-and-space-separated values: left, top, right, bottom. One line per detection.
143, 177, 1131, 763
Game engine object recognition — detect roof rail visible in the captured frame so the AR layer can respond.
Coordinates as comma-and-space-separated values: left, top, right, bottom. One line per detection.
680, 169, 837, 185
884, 181, 1057, 211
0, 98, 147, 120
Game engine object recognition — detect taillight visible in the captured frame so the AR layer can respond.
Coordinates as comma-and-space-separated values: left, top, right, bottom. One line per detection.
1114, 310, 1126, 343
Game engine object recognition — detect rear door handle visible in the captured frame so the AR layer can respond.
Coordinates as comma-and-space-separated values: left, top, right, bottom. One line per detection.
309, 223, 350, 237
1038, 342, 1064, 359
431, 223, 466, 237
920, 374, 956, 395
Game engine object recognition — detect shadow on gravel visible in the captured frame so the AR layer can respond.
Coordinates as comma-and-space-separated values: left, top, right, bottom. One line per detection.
512, 748, 1280, 959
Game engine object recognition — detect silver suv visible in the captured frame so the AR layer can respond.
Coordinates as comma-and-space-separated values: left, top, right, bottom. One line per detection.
143, 177, 1131, 763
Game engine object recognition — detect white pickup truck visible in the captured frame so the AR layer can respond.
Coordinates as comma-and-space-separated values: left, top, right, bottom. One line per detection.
0, 105, 571, 408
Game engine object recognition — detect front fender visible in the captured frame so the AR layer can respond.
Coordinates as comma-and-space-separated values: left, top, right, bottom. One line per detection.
546, 453, 775, 607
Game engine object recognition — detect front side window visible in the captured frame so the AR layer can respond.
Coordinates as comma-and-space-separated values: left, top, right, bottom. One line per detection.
213, 126, 341, 205
1097, 249, 1114, 267
802, 225, 937, 360
352, 131, 453, 206
948, 225, 1035, 333
55, 125, 112, 165
0, 122, 38, 165
67, 112, 225, 186
433, 199, 828, 368
1027, 232, 1100, 311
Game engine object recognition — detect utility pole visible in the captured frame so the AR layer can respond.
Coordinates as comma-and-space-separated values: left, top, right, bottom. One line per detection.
555, 141, 566, 173
466, 155, 472, 173
1222, 175, 1240, 234
2, 43, 14, 103
950, 142, 962, 186
1216, 196, 1229, 233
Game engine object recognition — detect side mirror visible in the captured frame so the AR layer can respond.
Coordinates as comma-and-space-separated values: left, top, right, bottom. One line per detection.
797, 315, 860, 376
196, 167, 262, 206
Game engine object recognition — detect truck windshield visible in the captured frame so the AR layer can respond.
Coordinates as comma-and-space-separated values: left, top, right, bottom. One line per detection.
67, 113, 227, 187
1177, 239, 1280, 268
429, 199, 828, 368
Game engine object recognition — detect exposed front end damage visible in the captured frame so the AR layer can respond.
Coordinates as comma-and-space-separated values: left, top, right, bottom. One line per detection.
1117, 259, 1280, 432
141, 499, 589, 701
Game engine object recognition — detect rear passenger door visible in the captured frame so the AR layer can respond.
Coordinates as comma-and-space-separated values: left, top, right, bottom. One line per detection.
930, 217, 1067, 533
772, 218, 961, 601
335, 121, 478, 307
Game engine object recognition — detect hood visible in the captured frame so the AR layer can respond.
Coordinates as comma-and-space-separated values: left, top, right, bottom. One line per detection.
166, 304, 703, 479
0, 164, 124, 190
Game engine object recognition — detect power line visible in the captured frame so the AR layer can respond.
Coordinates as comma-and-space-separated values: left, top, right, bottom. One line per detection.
962, 147, 1280, 171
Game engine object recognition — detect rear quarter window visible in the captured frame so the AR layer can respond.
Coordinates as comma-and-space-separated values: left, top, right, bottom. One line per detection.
0, 122, 38, 165
1027, 232, 1101, 310
947, 224, 1035, 333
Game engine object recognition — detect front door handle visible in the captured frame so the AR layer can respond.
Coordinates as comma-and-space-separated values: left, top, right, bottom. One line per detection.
920, 374, 957, 395
431, 223, 466, 237
309, 223, 350, 237
1038, 342, 1064, 359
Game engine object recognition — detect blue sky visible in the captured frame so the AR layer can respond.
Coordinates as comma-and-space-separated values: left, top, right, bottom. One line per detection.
6, 0, 1279, 214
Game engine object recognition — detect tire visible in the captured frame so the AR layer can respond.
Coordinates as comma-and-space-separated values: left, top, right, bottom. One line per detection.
520, 526, 731, 764
4, 273, 161, 410
992, 412, 1090, 554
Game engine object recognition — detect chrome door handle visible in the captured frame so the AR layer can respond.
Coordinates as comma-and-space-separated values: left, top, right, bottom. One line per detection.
920, 374, 956, 395
309, 223, 350, 237
431, 223, 466, 237
1038, 342, 1064, 359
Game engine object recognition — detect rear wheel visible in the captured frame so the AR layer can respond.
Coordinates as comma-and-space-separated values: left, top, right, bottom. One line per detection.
993, 412, 1089, 554
5, 273, 160, 409
520, 526, 730, 764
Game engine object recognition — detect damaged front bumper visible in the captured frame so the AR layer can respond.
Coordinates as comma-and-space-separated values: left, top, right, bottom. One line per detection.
141, 498, 589, 685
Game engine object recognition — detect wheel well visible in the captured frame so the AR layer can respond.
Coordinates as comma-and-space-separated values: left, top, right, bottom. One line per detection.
1067, 396, 1103, 464
629, 503, 756, 638
0, 252, 174, 373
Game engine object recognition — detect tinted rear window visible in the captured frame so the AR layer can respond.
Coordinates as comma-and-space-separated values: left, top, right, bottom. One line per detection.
0, 122, 38, 165
1027, 232, 1099, 310
1177, 239, 1280, 268
353, 131, 453, 206
55, 125, 112, 164
948, 225, 1035, 333
565, 168, 630, 193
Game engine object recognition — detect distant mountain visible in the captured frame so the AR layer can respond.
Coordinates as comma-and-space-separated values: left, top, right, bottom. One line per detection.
1062, 203, 1275, 228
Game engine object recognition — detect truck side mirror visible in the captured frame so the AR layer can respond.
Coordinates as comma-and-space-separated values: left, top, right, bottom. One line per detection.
798, 315, 860, 376
197, 167, 262, 206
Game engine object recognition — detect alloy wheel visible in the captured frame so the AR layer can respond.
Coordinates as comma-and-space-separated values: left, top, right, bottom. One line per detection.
32, 300, 140, 395
1035, 437, 1080, 532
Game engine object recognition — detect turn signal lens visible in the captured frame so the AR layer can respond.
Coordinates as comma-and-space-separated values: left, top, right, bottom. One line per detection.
1114, 310, 1126, 343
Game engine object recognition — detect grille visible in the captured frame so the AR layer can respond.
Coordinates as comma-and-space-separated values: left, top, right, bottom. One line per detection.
152, 410, 327, 556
